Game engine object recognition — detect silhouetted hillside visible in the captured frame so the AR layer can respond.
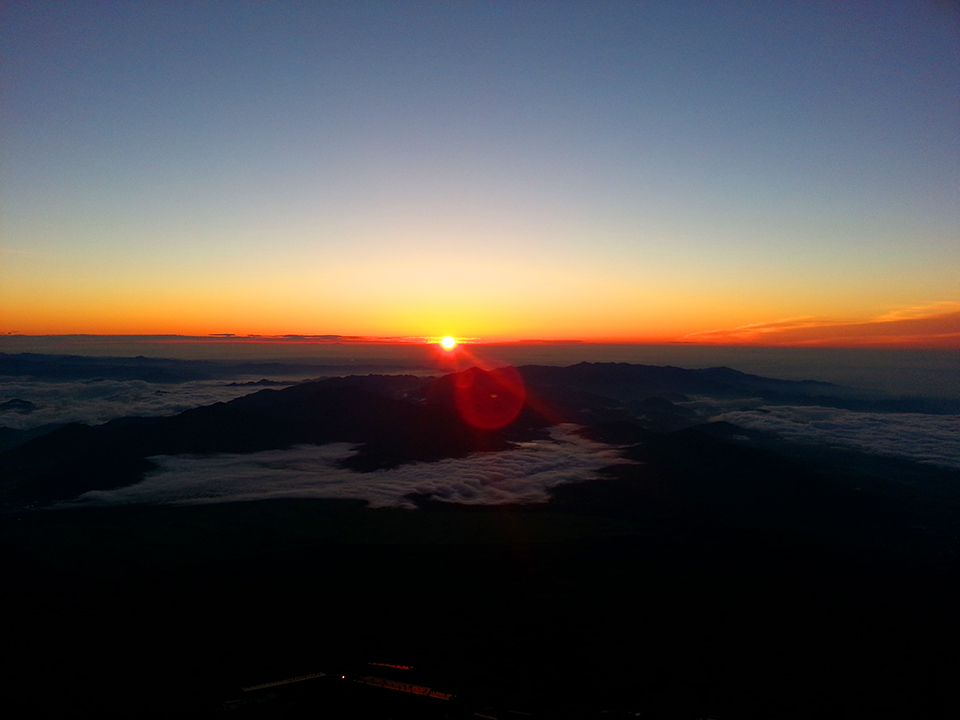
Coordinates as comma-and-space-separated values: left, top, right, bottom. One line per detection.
2, 362, 959, 718
4, 362, 959, 509
0, 375, 520, 505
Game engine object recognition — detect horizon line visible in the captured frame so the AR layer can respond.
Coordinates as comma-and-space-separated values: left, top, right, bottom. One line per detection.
0, 333, 957, 350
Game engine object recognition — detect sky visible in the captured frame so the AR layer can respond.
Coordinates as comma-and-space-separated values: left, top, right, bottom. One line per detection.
2, 1, 958, 346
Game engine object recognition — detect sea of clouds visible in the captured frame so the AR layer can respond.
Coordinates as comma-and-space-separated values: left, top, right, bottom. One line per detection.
6, 371, 958, 502
70, 424, 627, 508
712, 405, 960, 470
0, 378, 294, 431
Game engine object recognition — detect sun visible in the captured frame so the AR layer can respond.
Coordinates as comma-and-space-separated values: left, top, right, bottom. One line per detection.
440, 336, 457, 350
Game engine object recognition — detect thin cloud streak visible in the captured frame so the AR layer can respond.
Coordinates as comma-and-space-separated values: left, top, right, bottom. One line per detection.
874, 301, 960, 322
682, 303, 960, 348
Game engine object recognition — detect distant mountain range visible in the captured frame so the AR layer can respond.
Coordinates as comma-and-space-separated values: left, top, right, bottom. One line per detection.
2, 361, 958, 515
0, 351, 419, 383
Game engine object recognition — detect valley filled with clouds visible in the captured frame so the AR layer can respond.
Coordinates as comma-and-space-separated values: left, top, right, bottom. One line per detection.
0, 377, 284, 432
3, 353, 958, 510
72, 425, 625, 509
713, 405, 960, 470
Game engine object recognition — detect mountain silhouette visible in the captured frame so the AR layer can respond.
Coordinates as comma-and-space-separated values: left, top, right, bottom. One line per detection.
2, 361, 959, 718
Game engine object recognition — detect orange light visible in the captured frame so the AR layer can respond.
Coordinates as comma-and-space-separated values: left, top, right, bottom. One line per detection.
440, 336, 457, 350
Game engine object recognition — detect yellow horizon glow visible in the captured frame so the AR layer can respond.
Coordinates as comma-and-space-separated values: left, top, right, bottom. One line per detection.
1, 258, 957, 347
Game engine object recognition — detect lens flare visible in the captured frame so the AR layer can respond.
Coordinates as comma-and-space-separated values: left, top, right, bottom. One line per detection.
453, 365, 527, 430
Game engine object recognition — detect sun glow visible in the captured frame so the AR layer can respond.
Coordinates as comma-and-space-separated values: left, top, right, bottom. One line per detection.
440, 336, 457, 350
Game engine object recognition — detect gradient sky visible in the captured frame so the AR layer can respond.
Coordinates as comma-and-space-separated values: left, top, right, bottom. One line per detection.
2, 1, 958, 345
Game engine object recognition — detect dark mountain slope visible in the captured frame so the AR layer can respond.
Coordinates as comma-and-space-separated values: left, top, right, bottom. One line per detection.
3, 361, 956, 514
2, 363, 959, 717
0, 376, 519, 505
519, 361, 960, 413
518, 361, 835, 401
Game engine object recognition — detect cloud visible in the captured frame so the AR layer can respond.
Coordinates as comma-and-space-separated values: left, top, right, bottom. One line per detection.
874, 301, 960, 322
681, 303, 960, 348
0, 379, 278, 430
711, 406, 960, 469
69, 424, 628, 509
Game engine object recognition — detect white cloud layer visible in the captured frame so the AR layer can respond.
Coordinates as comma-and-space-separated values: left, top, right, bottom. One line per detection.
0, 379, 281, 430
713, 406, 960, 469
71, 424, 626, 508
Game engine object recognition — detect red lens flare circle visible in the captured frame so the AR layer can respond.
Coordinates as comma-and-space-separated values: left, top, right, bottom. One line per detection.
453, 365, 527, 430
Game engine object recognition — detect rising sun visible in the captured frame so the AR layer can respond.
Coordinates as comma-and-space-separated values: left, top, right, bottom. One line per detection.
440, 336, 457, 350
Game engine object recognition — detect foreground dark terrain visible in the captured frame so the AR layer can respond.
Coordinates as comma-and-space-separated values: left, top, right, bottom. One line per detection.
2, 361, 958, 717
